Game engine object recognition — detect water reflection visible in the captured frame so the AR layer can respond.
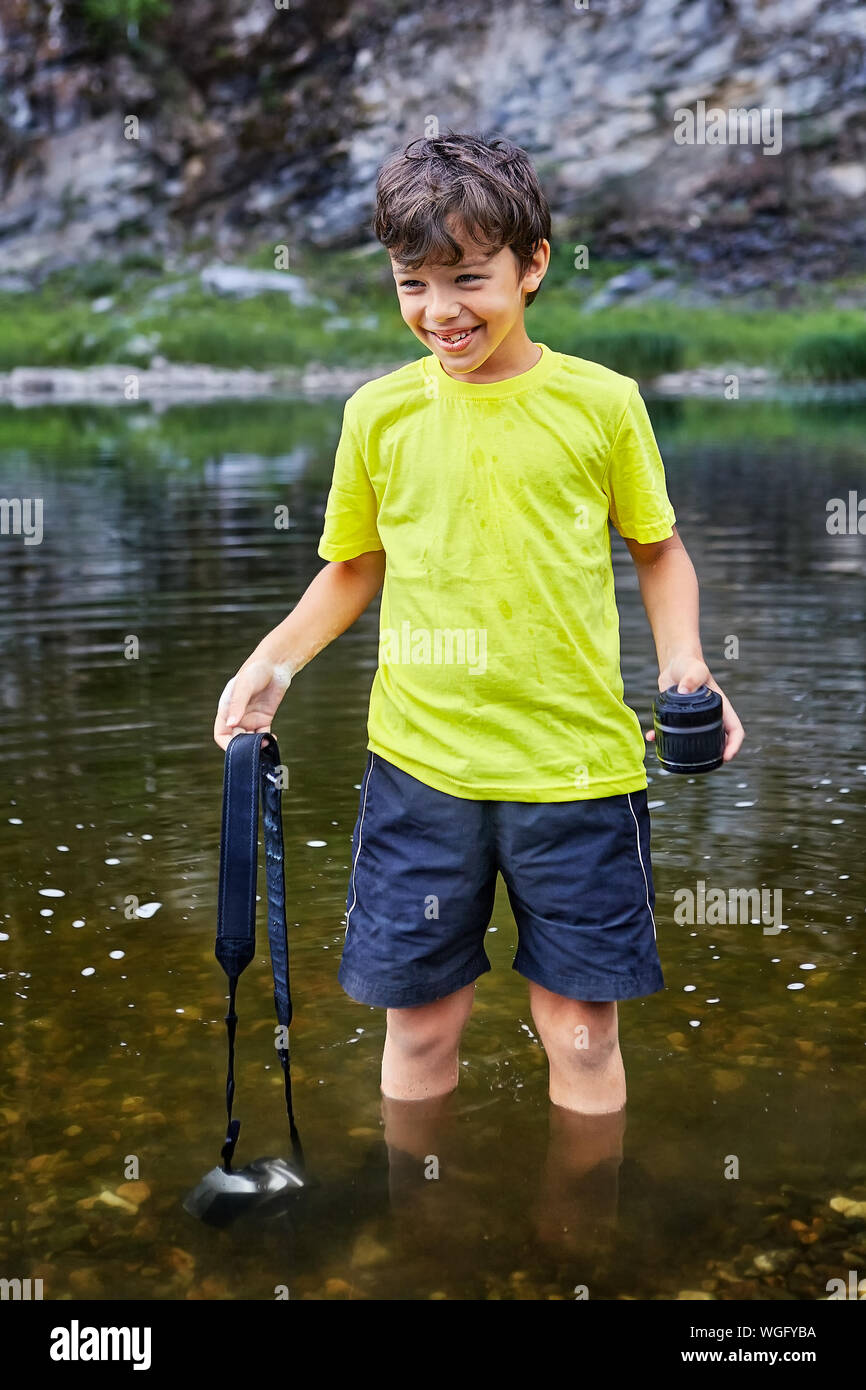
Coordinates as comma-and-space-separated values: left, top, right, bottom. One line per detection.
0, 392, 864, 1299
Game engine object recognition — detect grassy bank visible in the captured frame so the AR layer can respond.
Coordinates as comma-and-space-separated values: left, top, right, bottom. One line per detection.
3, 242, 866, 381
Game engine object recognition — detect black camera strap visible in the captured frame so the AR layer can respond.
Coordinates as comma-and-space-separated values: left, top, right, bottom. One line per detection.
214, 730, 302, 1173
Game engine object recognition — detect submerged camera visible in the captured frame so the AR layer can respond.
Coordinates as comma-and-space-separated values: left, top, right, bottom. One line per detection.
651, 684, 724, 774
182, 1157, 306, 1228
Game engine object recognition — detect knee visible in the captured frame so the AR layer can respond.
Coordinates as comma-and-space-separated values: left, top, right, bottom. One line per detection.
386, 987, 473, 1061
566, 1028, 619, 1072
532, 998, 620, 1072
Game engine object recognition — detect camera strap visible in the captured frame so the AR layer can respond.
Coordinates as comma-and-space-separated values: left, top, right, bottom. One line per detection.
214, 730, 302, 1173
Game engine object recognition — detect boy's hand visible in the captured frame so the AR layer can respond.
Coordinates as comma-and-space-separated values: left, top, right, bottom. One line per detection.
213, 654, 293, 752
644, 656, 744, 764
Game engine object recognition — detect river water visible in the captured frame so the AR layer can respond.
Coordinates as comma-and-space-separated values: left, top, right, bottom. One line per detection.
1, 391, 865, 1300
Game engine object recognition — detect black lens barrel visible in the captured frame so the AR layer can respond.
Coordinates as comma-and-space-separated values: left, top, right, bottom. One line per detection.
651, 684, 724, 774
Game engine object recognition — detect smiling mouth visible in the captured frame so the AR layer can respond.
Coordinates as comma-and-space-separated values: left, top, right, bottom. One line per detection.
428, 325, 482, 347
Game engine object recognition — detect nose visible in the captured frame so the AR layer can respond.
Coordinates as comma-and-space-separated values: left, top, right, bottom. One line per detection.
426, 297, 461, 324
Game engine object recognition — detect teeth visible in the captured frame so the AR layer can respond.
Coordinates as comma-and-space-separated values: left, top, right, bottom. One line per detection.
437, 329, 472, 342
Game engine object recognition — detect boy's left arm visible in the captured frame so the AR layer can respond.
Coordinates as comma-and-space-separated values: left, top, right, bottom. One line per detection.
624, 527, 745, 763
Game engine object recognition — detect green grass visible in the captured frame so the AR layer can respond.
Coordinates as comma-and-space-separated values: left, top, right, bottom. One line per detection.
2, 244, 866, 381
781, 329, 866, 382
546, 324, 684, 375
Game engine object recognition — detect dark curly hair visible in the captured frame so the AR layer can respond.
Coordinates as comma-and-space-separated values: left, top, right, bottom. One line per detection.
372, 130, 551, 307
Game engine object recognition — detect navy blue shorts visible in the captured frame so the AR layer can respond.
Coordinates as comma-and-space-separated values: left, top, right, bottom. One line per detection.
338, 751, 664, 1008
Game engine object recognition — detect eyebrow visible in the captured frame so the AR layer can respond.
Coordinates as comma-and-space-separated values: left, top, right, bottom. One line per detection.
393, 257, 493, 274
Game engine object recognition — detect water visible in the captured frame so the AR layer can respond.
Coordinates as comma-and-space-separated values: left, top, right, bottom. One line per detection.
1, 392, 865, 1300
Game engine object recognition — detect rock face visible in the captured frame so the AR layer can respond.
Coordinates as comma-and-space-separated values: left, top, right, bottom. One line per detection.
1, 0, 865, 288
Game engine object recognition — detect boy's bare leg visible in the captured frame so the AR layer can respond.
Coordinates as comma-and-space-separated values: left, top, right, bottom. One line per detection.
527, 982, 626, 1114
533, 1101, 626, 1255
380, 1091, 457, 1217
381, 981, 476, 1101
380, 1090, 454, 1157
380, 984, 474, 1222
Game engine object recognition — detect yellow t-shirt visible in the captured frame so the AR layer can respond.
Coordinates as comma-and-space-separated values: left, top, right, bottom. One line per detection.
317, 341, 676, 801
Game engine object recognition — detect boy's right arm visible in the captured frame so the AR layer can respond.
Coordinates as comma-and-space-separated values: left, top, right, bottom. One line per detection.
213, 550, 385, 750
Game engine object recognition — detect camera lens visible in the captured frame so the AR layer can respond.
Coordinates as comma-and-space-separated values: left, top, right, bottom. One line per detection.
651, 685, 724, 774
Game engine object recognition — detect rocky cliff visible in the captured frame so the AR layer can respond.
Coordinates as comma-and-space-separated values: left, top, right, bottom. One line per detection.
1, 0, 865, 292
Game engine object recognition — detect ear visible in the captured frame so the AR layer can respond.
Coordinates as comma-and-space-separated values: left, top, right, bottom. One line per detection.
522, 239, 551, 294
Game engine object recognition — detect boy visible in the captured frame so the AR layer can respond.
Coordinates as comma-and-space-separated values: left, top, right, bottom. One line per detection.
214, 132, 744, 1123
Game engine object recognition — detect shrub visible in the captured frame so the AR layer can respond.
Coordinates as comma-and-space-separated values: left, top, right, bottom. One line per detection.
554, 327, 685, 377
782, 330, 866, 382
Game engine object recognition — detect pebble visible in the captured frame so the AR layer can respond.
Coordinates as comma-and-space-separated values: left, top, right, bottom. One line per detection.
830, 1196, 866, 1219
351, 1232, 389, 1268
677, 1290, 714, 1299
752, 1249, 797, 1274
77, 1189, 137, 1213
115, 1180, 151, 1209
830, 1195, 855, 1213
82, 1145, 115, 1167
120, 1096, 145, 1112
132, 1218, 159, 1241
167, 1247, 196, 1278
190, 1276, 230, 1299
712, 1069, 744, 1093
48, 1224, 89, 1253
68, 1268, 103, 1297
27, 1196, 58, 1216
324, 1277, 352, 1296
26, 1153, 60, 1174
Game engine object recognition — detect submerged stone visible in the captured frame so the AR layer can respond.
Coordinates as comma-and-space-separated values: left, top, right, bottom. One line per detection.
351, 1232, 389, 1267
115, 1180, 151, 1209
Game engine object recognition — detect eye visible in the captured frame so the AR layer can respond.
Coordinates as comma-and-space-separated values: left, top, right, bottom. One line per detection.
397, 273, 485, 289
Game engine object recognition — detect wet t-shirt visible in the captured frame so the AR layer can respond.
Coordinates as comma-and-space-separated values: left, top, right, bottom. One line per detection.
317, 342, 676, 801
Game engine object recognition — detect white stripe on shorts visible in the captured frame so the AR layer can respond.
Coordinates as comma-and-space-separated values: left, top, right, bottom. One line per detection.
627, 790, 657, 941
345, 753, 376, 940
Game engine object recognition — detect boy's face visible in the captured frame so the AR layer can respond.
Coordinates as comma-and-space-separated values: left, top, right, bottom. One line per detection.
389, 222, 549, 375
